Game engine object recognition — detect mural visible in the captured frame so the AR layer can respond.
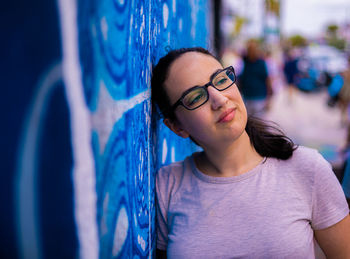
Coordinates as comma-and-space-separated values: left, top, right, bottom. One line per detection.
78, 0, 209, 257
4, 0, 210, 258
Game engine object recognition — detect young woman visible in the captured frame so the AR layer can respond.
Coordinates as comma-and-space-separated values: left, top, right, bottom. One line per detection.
151, 47, 350, 258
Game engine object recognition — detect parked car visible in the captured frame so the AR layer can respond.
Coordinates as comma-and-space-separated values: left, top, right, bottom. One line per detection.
296, 45, 348, 92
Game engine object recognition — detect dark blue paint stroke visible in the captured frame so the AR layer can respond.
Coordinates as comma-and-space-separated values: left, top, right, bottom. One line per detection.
126, 104, 151, 257
112, 0, 127, 11
98, 117, 129, 258
38, 82, 78, 259
77, 0, 98, 111
0, 0, 62, 257
91, 130, 101, 194
96, 1, 129, 99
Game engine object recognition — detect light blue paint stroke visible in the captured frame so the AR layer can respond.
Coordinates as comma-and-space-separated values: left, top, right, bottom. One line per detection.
113, 90, 150, 122
58, 0, 99, 258
14, 62, 62, 259
91, 81, 150, 153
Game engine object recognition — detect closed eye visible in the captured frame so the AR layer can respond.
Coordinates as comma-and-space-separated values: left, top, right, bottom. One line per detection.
188, 93, 204, 105
216, 78, 228, 85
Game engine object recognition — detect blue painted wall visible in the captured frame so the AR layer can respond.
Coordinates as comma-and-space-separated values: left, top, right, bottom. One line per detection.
3, 0, 210, 258
1, 1, 78, 258
78, 0, 210, 257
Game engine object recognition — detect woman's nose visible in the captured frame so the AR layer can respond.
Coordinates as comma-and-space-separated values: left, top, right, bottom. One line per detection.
207, 86, 228, 110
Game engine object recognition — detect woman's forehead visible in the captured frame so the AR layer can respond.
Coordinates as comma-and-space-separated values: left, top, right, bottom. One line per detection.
167, 52, 222, 86
164, 52, 222, 103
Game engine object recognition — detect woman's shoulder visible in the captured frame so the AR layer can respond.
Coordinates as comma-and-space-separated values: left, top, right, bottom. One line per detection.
157, 159, 185, 179
290, 146, 328, 164
155, 155, 193, 203
276, 145, 332, 175
156, 155, 192, 187
269, 146, 335, 197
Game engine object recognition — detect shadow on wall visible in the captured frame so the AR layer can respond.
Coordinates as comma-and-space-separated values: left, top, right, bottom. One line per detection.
3, 0, 210, 258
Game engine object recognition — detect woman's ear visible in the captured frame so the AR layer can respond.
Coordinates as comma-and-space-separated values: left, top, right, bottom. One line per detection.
163, 118, 189, 138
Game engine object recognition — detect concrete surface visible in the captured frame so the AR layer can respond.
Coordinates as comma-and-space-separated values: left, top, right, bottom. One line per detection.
264, 87, 348, 168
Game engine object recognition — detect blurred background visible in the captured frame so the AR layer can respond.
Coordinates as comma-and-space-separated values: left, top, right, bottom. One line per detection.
219, 0, 350, 179
1, 0, 350, 258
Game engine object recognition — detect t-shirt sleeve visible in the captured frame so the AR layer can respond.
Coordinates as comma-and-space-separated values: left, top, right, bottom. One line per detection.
156, 168, 169, 251
311, 151, 349, 230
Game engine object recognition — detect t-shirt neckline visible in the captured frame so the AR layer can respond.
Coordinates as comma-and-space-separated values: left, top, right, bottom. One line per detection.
189, 154, 268, 184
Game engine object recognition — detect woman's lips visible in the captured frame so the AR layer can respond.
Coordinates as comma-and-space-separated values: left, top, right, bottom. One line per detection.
217, 108, 236, 123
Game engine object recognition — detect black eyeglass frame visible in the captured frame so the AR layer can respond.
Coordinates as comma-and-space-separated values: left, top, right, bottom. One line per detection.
170, 66, 236, 111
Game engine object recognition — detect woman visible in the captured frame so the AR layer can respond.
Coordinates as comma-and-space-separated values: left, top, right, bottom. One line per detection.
151, 47, 350, 258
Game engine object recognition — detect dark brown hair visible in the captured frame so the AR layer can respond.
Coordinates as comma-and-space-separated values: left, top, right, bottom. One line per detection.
151, 47, 297, 160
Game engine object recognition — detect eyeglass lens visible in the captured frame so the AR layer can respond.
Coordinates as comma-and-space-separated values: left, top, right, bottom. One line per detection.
182, 68, 235, 109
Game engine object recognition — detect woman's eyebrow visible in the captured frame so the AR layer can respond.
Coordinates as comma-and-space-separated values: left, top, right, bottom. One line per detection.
185, 68, 223, 92
209, 68, 223, 81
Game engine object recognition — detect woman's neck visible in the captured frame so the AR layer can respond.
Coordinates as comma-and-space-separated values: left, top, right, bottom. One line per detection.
195, 131, 263, 177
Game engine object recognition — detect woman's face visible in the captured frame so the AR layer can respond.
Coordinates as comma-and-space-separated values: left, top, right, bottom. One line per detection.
164, 52, 248, 148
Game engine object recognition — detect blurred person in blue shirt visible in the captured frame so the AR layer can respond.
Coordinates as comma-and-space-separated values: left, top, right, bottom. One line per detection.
238, 39, 272, 117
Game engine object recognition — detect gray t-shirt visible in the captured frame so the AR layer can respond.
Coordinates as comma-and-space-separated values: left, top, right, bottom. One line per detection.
156, 146, 349, 258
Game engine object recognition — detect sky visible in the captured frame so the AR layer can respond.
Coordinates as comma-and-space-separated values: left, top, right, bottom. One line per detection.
224, 0, 350, 37
283, 0, 350, 36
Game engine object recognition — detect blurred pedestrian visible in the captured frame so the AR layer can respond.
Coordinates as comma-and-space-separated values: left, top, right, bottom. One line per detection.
238, 39, 272, 117
264, 48, 284, 92
283, 49, 299, 102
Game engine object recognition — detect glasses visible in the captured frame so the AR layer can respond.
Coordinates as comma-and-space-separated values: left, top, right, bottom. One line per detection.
171, 66, 236, 111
